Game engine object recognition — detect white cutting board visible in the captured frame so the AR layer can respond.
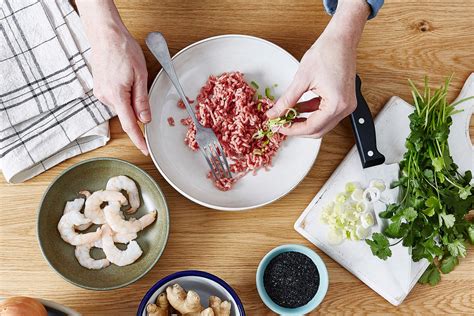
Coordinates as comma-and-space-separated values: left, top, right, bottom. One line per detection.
294, 74, 474, 306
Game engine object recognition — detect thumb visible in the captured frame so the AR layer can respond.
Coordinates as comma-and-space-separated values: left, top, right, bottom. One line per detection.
266, 74, 308, 119
132, 68, 151, 123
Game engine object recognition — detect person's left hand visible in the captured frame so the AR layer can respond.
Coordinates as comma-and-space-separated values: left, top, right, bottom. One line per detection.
266, 0, 370, 138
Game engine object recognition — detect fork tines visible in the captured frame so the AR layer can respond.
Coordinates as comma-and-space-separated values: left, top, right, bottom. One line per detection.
202, 142, 232, 180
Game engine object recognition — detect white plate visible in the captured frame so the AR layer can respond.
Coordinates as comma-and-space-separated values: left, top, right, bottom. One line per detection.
145, 34, 321, 210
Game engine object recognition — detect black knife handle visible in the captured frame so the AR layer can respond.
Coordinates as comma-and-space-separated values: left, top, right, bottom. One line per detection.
350, 75, 385, 168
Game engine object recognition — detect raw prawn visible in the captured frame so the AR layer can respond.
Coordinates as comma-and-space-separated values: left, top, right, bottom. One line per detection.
101, 225, 142, 266
84, 190, 127, 224
106, 175, 140, 214
63, 197, 91, 231
74, 243, 110, 270
94, 229, 137, 248
57, 212, 102, 246
103, 201, 157, 234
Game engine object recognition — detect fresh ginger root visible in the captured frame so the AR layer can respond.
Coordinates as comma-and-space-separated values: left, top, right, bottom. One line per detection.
198, 307, 215, 316
209, 296, 231, 316
166, 284, 204, 315
146, 292, 169, 316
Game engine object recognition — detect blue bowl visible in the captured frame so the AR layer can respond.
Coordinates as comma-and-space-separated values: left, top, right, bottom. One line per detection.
137, 270, 245, 316
256, 244, 328, 315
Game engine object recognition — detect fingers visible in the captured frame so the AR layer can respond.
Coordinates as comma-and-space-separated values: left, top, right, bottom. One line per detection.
295, 97, 321, 113
279, 100, 343, 138
266, 74, 308, 119
114, 93, 149, 156
132, 67, 151, 124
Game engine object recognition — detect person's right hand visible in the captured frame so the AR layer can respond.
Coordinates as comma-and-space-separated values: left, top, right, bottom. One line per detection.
76, 0, 150, 155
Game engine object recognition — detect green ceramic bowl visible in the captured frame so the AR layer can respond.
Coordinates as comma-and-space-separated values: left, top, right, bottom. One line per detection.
37, 157, 169, 290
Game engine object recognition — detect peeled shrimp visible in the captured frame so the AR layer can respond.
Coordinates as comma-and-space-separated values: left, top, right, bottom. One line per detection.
84, 190, 127, 224
94, 230, 137, 248
75, 243, 110, 270
101, 225, 142, 266
106, 175, 140, 214
58, 212, 102, 246
63, 197, 92, 231
103, 201, 157, 234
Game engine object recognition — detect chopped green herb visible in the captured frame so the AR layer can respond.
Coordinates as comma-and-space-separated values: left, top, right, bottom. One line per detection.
253, 108, 298, 142
365, 76, 474, 285
251, 81, 260, 89
265, 87, 275, 101
257, 103, 262, 111
257, 94, 262, 100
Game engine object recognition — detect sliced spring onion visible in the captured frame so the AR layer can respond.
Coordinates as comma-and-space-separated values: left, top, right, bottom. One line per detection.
351, 188, 364, 201
369, 179, 386, 192
320, 181, 383, 245
265, 87, 275, 100
250, 81, 259, 89
360, 211, 375, 228
252, 108, 299, 140
363, 187, 381, 203
257, 103, 262, 111
345, 181, 362, 193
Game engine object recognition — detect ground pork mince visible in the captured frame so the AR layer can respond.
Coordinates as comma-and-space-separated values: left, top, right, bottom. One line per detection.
180, 72, 286, 190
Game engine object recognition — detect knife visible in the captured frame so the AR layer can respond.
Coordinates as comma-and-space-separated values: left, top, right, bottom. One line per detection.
350, 75, 411, 293
349, 75, 400, 181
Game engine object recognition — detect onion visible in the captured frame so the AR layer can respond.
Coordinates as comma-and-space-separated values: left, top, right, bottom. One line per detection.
0, 297, 47, 316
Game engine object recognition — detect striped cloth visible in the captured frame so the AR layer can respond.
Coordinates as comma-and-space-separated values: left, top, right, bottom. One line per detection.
0, 0, 115, 183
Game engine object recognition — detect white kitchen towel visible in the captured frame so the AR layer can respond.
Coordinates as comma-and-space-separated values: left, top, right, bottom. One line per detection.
0, 0, 115, 183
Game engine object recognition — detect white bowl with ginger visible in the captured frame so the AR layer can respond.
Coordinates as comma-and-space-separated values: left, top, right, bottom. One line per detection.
137, 270, 245, 316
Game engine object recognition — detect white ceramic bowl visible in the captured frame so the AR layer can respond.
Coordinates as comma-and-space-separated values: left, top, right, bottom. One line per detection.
145, 34, 321, 210
137, 270, 245, 316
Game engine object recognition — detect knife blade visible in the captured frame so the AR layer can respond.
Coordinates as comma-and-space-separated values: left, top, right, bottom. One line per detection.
350, 75, 411, 293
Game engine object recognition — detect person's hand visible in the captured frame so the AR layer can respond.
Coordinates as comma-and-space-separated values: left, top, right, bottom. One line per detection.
76, 0, 150, 155
266, 0, 370, 138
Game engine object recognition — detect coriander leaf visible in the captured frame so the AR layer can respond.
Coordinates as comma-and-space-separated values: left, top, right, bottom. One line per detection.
379, 203, 398, 219
422, 207, 435, 217
423, 169, 434, 181
384, 221, 402, 238
432, 157, 444, 172
425, 196, 440, 209
447, 240, 467, 258
429, 266, 441, 285
440, 213, 455, 228
463, 170, 472, 183
458, 185, 472, 200
403, 207, 418, 222
440, 256, 458, 274
419, 264, 441, 286
468, 225, 474, 244
366, 233, 392, 260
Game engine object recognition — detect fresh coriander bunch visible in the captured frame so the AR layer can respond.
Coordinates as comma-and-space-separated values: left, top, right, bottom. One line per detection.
366, 76, 474, 286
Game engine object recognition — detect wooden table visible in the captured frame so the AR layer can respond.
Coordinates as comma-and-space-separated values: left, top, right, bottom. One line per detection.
1, 0, 473, 315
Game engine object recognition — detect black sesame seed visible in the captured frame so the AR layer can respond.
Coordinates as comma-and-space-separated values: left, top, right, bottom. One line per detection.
263, 251, 319, 308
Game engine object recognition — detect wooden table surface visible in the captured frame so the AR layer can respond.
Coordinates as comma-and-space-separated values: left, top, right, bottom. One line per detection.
1, 0, 473, 315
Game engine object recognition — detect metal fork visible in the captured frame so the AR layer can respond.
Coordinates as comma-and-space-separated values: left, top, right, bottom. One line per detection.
146, 32, 232, 180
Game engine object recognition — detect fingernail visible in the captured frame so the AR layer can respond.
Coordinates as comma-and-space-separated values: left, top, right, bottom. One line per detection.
139, 110, 151, 123
141, 148, 149, 156
266, 108, 277, 117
